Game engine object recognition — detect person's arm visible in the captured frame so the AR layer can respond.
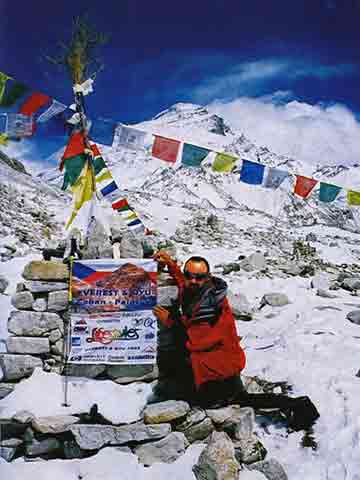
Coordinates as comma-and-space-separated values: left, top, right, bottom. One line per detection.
153, 250, 185, 288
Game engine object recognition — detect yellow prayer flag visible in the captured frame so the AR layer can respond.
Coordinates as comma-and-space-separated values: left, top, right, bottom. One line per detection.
212, 153, 237, 173
347, 190, 360, 206
66, 161, 95, 228
96, 169, 113, 185
0, 134, 8, 145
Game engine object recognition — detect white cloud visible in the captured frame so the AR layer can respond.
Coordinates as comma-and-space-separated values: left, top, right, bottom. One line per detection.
1, 140, 56, 175
208, 94, 360, 167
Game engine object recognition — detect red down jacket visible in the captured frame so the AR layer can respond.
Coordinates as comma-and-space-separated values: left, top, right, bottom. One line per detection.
162, 260, 246, 388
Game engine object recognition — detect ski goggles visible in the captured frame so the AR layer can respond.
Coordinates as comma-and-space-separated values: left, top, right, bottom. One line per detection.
184, 271, 209, 281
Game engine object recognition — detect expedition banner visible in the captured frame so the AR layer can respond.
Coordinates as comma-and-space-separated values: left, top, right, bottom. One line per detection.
71, 259, 157, 313
68, 311, 157, 364
69, 259, 158, 365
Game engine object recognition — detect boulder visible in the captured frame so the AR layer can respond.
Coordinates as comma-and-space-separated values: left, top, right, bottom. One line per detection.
342, 278, 360, 292
107, 364, 156, 384
0, 274, 9, 294
22, 261, 69, 281
47, 290, 68, 312
32, 297, 48, 312
143, 400, 190, 424
222, 407, 255, 440
70, 422, 171, 450
0, 438, 22, 462
247, 458, 288, 480
346, 310, 360, 326
174, 407, 206, 431
25, 437, 62, 457
227, 291, 252, 320
193, 431, 240, 480
32, 415, 79, 434
24, 281, 68, 293
233, 435, 267, 464
134, 432, 189, 466
8, 311, 63, 336
11, 291, 34, 310
260, 293, 290, 308
0, 355, 42, 381
6, 337, 50, 355
120, 231, 143, 258
182, 417, 214, 443
239, 253, 266, 272
65, 364, 106, 378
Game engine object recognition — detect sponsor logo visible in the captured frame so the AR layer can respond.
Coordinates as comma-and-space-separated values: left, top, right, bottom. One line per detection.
73, 319, 88, 333
144, 345, 156, 353
128, 354, 155, 360
86, 326, 140, 344
145, 332, 155, 340
69, 355, 82, 362
108, 355, 125, 362
71, 337, 81, 346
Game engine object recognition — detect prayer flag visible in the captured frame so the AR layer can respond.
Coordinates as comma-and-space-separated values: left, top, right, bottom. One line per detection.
66, 161, 96, 229
319, 182, 341, 203
19, 92, 51, 117
0, 77, 29, 108
263, 167, 289, 189
60, 132, 88, 191
6, 113, 33, 138
152, 135, 180, 163
100, 180, 118, 197
112, 198, 130, 212
239, 159, 265, 185
90, 143, 113, 186
181, 143, 210, 167
60, 131, 86, 171
294, 175, 318, 198
37, 99, 67, 123
0, 114, 6, 133
212, 153, 237, 173
90, 117, 116, 146
347, 190, 360, 206
116, 125, 146, 150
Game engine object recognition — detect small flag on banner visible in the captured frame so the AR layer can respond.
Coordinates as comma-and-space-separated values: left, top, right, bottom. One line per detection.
240, 159, 265, 185
212, 153, 237, 172
116, 125, 147, 150
294, 175, 318, 198
6, 113, 33, 138
263, 167, 289, 189
319, 182, 341, 203
152, 135, 180, 163
90, 117, 116, 146
181, 143, 210, 167
347, 190, 360, 206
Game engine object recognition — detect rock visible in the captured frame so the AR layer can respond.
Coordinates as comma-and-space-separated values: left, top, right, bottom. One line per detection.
222, 263, 240, 275
260, 293, 290, 308
346, 310, 360, 326
71, 422, 171, 450
63, 440, 87, 459
50, 339, 64, 356
234, 435, 267, 464
174, 407, 206, 431
134, 432, 189, 466
243, 376, 265, 394
24, 281, 68, 293
0, 438, 22, 462
8, 311, 63, 336
222, 407, 255, 440
239, 253, 266, 272
0, 383, 15, 399
206, 405, 241, 425
107, 364, 156, 384
6, 337, 50, 355
13, 411, 35, 424
82, 218, 113, 259
22, 261, 69, 281
247, 458, 288, 480
157, 285, 179, 306
65, 364, 106, 378
11, 291, 34, 310
120, 231, 143, 258
32, 297, 48, 312
32, 415, 79, 434
342, 278, 360, 292
280, 262, 302, 276
316, 289, 338, 299
311, 274, 332, 291
47, 290, 68, 312
228, 291, 252, 320
48, 329, 62, 344
0, 274, 9, 294
25, 437, 62, 457
0, 355, 42, 381
305, 233, 317, 243
143, 400, 190, 424
182, 417, 214, 443
193, 431, 240, 480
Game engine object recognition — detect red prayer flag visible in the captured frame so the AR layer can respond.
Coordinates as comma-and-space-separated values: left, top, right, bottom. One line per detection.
59, 132, 86, 171
90, 143, 101, 157
112, 198, 129, 210
152, 135, 180, 163
294, 175, 318, 198
19, 92, 51, 116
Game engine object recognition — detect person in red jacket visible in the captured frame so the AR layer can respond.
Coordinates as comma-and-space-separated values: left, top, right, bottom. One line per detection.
152, 251, 320, 431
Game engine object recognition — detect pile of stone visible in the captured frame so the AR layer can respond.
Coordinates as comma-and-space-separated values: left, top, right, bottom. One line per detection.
0, 397, 288, 480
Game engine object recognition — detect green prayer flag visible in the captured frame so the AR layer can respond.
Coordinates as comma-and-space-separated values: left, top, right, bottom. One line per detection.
319, 182, 341, 203
0, 79, 29, 107
62, 154, 87, 191
212, 153, 237, 173
347, 190, 360, 206
92, 155, 107, 176
182, 143, 210, 167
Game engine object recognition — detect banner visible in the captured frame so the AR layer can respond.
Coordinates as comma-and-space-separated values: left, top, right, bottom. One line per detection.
69, 259, 157, 364
239, 159, 265, 185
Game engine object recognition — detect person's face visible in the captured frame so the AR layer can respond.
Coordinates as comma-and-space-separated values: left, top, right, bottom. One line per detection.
183, 260, 210, 290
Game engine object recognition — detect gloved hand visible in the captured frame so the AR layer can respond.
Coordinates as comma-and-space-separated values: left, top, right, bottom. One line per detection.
153, 305, 172, 327
153, 250, 174, 267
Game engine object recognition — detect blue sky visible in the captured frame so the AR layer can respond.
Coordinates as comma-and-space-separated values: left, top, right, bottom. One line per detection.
2, 0, 360, 170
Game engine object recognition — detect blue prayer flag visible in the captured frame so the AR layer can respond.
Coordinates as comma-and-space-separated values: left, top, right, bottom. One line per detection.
319, 182, 341, 203
90, 117, 116, 146
240, 159, 265, 185
263, 167, 289, 189
181, 143, 210, 167
101, 181, 118, 197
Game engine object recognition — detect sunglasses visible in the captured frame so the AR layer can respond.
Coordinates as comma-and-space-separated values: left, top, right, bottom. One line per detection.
184, 271, 209, 281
